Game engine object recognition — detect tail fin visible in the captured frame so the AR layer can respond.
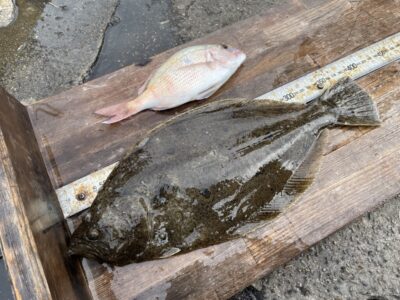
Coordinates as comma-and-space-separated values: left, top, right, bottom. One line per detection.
95, 101, 143, 124
321, 77, 381, 126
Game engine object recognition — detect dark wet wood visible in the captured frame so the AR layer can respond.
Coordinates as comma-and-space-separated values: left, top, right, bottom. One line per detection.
0, 88, 91, 300
29, 0, 400, 189
0, 0, 399, 299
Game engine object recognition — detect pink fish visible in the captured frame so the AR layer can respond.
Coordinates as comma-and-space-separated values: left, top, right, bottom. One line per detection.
95, 44, 246, 124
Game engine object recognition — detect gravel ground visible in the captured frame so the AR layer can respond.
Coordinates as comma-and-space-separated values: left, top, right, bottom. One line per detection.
0, 0, 399, 299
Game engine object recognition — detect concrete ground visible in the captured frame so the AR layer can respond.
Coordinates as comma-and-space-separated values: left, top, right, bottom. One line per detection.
0, 0, 399, 299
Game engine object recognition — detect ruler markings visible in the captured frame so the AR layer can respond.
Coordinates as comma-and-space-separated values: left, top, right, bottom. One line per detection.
257, 32, 400, 102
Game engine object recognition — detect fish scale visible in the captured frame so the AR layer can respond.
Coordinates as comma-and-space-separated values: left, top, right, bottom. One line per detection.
57, 32, 400, 219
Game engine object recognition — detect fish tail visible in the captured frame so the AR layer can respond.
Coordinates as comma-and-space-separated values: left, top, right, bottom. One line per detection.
322, 77, 380, 126
95, 94, 149, 124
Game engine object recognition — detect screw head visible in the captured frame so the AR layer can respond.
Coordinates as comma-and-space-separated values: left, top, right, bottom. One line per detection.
76, 192, 86, 201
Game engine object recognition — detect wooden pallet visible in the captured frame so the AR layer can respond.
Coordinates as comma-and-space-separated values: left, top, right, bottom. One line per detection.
0, 0, 399, 299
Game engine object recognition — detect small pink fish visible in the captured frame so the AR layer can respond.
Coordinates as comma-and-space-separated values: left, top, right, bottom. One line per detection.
95, 44, 246, 124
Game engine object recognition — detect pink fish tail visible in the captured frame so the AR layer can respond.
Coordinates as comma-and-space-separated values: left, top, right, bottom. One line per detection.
95, 93, 153, 124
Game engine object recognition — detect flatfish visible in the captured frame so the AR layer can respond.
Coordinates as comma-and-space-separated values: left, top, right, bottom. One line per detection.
69, 78, 380, 265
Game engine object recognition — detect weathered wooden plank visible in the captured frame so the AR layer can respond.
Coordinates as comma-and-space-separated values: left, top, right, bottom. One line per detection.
0, 129, 50, 299
0, 88, 91, 300
82, 59, 400, 300
28, 0, 400, 189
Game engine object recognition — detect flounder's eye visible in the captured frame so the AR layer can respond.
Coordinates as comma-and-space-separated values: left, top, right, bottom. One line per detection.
221, 44, 228, 49
88, 228, 100, 240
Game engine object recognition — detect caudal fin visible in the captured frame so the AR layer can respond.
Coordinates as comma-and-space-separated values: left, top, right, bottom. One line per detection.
95, 101, 143, 124
322, 77, 381, 126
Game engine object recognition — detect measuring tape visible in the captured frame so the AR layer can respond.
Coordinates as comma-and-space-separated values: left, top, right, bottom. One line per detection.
57, 32, 400, 218
257, 32, 400, 102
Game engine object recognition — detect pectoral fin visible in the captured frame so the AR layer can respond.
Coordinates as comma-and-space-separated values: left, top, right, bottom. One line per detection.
262, 129, 328, 213
195, 83, 223, 100
138, 70, 156, 95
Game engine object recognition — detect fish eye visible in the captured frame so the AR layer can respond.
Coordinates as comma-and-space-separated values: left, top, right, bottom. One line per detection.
221, 44, 228, 49
159, 232, 167, 240
88, 228, 100, 240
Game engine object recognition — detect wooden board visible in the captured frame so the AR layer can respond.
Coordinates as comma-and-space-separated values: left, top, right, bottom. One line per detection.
0, 88, 91, 299
0, 0, 399, 299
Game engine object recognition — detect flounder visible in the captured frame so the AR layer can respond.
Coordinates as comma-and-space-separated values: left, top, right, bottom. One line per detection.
70, 78, 380, 265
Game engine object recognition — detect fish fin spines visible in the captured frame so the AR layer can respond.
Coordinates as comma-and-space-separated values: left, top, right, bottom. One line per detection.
322, 77, 381, 126
261, 129, 328, 213
283, 129, 327, 195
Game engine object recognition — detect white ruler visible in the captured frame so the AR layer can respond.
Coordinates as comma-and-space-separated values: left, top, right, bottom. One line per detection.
258, 32, 400, 102
57, 32, 400, 218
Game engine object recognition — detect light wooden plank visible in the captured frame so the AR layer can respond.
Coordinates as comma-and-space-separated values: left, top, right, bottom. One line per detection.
0, 90, 52, 300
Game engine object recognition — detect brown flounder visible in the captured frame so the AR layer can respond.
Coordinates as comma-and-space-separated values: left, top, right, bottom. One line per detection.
70, 78, 380, 265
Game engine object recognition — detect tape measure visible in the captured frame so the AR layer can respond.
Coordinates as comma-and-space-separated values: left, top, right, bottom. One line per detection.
58, 32, 400, 218
257, 32, 400, 103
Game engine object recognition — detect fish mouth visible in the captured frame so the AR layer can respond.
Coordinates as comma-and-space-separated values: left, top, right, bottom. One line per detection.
237, 52, 247, 64
228, 47, 246, 59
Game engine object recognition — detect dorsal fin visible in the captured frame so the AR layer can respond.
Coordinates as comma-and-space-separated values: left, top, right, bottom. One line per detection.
262, 129, 328, 213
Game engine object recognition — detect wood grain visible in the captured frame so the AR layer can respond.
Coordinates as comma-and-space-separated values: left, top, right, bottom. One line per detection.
0, 115, 50, 300
0, 88, 91, 300
29, 0, 400, 189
